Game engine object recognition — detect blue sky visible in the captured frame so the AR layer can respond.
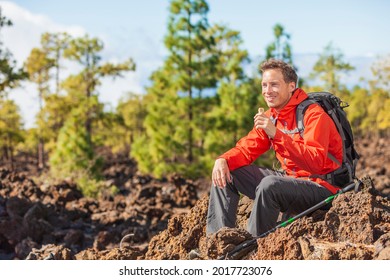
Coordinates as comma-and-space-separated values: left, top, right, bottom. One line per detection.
1, 0, 390, 128
6, 0, 390, 56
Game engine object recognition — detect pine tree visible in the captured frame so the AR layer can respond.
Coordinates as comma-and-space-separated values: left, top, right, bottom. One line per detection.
132, 0, 217, 178
132, 68, 185, 177
346, 54, 390, 136
0, 99, 24, 169
47, 33, 135, 195
25, 47, 55, 169
40, 32, 71, 94
346, 86, 369, 135
49, 105, 103, 197
92, 92, 148, 154
202, 24, 262, 171
24, 32, 72, 161
309, 42, 354, 96
0, 8, 26, 169
164, 0, 216, 164
362, 54, 390, 135
115, 93, 147, 151
262, 23, 305, 87
36, 93, 74, 152
63, 34, 135, 142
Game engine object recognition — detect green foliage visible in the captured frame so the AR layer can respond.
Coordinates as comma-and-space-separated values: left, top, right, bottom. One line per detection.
93, 111, 126, 153
309, 43, 354, 96
24, 48, 54, 95
377, 98, 390, 131
36, 93, 75, 152
25, 47, 56, 168
115, 93, 147, 148
345, 86, 369, 134
0, 100, 23, 137
202, 81, 259, 167
63, 34, 135, 96
0, 51, 27, 96
0, 99, 24, 166
74, 174, 106, 198
40, 32, 71, 94
62, 34, 135, 149
49, 107, 103, 197
93, 91, 148, 154
44, 33, 136, 193
201, 24, 262, 172
30, 32, 135, 180
131, 68, 185, 177
132, 0, 218, 178
131, 135, 154, 174
50, 109, 98, 176
360, 89, 388, 133
346, 54, 390, 135
17, 127, 39, 154
207, 24, 249, 82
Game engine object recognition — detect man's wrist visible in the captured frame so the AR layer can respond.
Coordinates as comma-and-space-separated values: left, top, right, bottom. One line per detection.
265, 127, 277, 139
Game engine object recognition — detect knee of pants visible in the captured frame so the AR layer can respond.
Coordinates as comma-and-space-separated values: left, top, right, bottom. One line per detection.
255, 175, 282, 196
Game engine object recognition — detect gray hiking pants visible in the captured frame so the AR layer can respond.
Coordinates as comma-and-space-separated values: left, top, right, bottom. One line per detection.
206, 165, 332, 237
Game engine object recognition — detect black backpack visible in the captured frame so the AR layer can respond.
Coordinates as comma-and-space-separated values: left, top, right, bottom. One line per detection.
295, 92, 360, 187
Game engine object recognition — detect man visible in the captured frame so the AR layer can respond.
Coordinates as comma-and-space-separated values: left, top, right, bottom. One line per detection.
206, 58, 343, 237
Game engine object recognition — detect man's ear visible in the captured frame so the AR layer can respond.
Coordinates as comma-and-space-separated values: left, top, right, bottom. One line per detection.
289, 82, 296, 92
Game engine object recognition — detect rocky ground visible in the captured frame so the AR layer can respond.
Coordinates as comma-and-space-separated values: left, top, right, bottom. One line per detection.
355, 134, 389, 195
0, 135, 388, 260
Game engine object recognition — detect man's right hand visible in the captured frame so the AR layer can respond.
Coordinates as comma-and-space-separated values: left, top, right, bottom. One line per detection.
212, 158, 232, 188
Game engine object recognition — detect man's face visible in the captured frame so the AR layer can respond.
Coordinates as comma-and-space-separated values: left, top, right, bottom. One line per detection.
261, 69, 295, 111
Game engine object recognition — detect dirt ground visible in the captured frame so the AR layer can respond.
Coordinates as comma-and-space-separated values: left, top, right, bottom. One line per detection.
0, 135, 388, 260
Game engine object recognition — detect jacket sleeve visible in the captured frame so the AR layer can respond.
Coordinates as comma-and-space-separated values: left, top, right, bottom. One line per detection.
271, 105, 341, 174
219, 128, 272, 171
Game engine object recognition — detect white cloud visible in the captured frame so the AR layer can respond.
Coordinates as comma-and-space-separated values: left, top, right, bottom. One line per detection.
1, 1, 85, 66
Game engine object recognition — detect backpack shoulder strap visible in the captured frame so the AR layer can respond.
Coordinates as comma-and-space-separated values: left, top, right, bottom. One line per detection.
296, 98, 317, 137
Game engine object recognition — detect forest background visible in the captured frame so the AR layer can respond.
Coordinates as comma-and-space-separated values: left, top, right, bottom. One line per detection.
0, 0, 389, 197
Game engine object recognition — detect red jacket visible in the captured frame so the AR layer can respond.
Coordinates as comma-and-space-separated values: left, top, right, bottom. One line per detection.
220, 88, 343, 194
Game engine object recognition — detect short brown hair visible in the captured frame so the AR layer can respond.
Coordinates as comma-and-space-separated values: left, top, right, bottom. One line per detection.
259, 59, 298, 86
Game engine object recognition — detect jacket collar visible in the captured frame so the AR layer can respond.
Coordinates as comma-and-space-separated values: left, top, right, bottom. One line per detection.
270, 88, 308, 119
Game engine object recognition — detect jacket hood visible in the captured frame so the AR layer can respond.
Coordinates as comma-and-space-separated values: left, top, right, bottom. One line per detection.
269, 88, 308, 119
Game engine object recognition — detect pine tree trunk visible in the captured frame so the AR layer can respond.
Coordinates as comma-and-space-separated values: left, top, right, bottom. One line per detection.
6, 133, 14, 171
38, 89, 44, 170
187, 18, 193, 163
55, 51, 60, 94
85, 73, 93, 146
38, 140, 44, 170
